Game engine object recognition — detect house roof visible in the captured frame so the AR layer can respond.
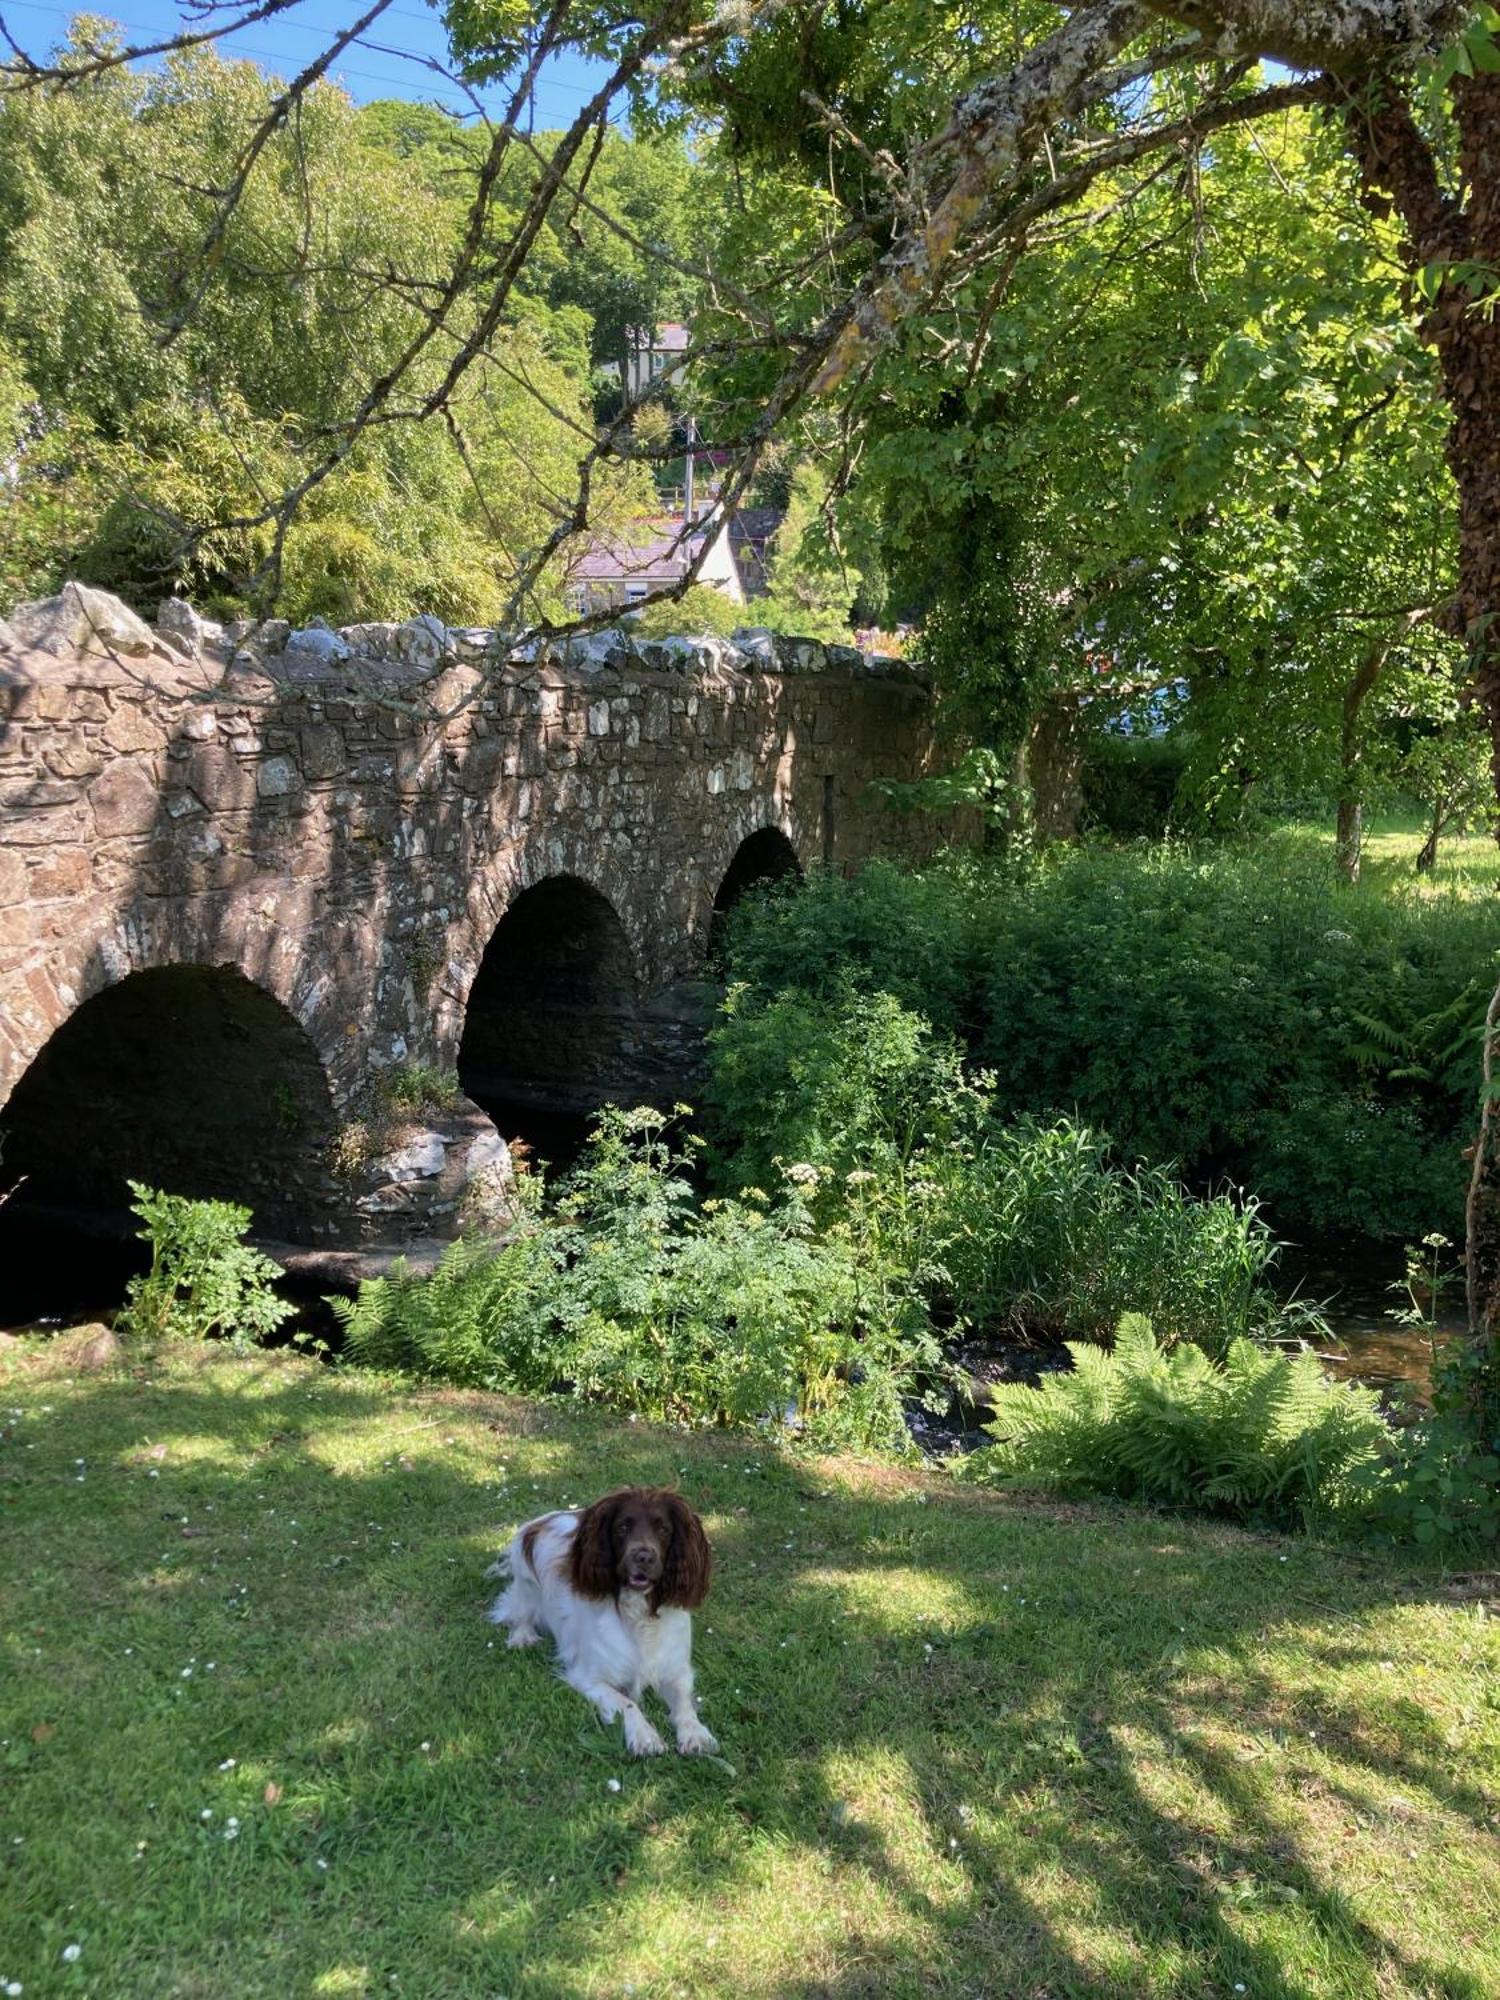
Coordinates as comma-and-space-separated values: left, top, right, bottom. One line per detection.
570, 514, 719, 585
625, 321, 692, 354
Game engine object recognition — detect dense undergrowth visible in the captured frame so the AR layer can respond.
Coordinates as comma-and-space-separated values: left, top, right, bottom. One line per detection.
332, 1096, 1285, 1451
712, 843, 1498, 1242
113, 841, 1500, 1544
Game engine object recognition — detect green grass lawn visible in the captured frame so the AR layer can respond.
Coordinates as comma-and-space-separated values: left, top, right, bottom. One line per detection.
1267, 811, 1498, 901
2, 1341, 1498, 2000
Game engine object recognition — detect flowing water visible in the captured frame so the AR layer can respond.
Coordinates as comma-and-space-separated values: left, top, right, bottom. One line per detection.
1275, 1239, 1466, 1405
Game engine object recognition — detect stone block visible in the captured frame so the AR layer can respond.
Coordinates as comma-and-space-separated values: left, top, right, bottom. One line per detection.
103, 704, 167, 754
300, 724, 345, 781
256, 755, 300, 799
9, 582, 156, 658
88, 760, 160, 837
43, 736, 106, 781
28, 849, 90, 899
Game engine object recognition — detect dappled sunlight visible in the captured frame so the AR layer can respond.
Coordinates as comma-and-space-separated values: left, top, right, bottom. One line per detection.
2, 1350, 1498, 1997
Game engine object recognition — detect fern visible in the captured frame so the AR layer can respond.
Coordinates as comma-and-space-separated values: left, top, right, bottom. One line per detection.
975, 1316, 1388, 1528
1342, 967, 1489, 1093
333, 1231, 559, 1389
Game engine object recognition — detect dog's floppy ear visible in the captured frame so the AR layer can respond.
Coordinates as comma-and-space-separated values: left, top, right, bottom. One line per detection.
659, 1493, 712, 1610
569, 1493, 622, 1599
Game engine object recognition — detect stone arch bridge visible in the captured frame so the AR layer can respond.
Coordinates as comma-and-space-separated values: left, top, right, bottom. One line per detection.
0, 588, 962, 1264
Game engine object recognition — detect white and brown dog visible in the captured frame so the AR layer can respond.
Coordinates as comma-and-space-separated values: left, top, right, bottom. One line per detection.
488, 1487, 718, 1758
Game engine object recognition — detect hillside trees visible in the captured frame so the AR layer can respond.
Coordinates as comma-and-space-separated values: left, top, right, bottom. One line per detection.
0, 37, 627, 617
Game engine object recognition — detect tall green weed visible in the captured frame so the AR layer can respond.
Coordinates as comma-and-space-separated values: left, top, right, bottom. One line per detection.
709, 985, 1294, 1360
335, 1107, 937, 1448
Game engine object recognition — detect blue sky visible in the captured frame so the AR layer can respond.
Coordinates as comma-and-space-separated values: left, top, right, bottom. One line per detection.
1, 0, 614, 123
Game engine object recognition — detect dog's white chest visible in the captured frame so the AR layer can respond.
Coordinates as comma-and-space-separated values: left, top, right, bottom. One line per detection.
619, 1593, 689, 1690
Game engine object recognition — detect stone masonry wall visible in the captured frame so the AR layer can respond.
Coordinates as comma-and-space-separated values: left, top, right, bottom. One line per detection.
0, 585, 969, 1247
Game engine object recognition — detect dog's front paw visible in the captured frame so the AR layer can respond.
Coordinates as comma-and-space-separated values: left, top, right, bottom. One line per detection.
504, 1625, 541, 1649
625, 1717, 668, 1757
676, 1720, 719, 1757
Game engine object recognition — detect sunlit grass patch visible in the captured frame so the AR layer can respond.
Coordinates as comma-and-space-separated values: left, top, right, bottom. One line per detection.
2, 1345, 1498, 1998
1269, 809, 1499, 900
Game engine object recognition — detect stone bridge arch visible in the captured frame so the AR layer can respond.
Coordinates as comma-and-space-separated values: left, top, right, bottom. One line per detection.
457, 873, 642, 1144
0, 589, 971, 1257
0, 962, 341, 1239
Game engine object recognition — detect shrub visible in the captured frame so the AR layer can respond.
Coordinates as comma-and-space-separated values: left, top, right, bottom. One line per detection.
117, 1182, 292, 1345
706, 982, 988, 1198
1352, 1239, 1500, 1546
710, 983, 1300, 1358
335, 1108, 935, 1449
713, 858, 987, 1038
943, 1118, 1289, 1360
627, 584, 743, 640
715, 845, 1496, 1241
976, 846, 1491, 1240
1363, 1410, 1500, 1547
970, 1315, 1389, 1529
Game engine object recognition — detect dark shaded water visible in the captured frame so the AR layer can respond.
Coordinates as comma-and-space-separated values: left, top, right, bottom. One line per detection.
1276, 1239, 1465, 1404
0, 1196, 347, 1346
0, 1199, 147, 1327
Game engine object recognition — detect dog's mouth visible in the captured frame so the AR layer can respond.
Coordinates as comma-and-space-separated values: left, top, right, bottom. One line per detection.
625, 1568, 657, 1591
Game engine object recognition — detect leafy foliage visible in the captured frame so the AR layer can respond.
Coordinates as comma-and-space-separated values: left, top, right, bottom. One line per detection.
0, 43, 639, 617
943, 1119, 1289, 1361
336, 1107, 933, 1449
717, 848, 1497, 1240
1354, 1236, 1500, 1546
972, 1315, 1389, 1529
709, 983, 1297, 1360
627, 582, 744, 639
117, 1182, 292, 1346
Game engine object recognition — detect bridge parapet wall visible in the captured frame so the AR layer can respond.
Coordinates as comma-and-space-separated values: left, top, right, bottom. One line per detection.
0, 588, 965, 1247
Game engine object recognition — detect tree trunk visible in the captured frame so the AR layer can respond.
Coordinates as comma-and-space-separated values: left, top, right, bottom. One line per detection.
1335, 796, 1362, 881
1466, 977, 1500, 1354
1350, 72, 1500, 1346
1415, 799, 1447, 873
1335, 637, 1394, 883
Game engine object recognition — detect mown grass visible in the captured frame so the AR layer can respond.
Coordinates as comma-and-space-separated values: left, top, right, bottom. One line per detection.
1266, 811, 1498, 902
2, 1340, 1498, 2000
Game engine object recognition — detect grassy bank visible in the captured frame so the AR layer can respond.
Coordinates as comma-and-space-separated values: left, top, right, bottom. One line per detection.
1266, 812, 1498, 901
2, 1340, 1498, 1998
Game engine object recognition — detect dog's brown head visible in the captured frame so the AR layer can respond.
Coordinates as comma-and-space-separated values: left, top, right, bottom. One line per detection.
569, 1487, 712, 1611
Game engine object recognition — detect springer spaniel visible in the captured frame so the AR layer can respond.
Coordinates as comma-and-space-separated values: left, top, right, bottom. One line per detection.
487, 1487, 718, 1758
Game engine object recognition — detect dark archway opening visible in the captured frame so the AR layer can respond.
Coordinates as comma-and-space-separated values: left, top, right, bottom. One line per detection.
458, 876, 641, 1169
0, 966, 338, 1324
709, 827, 803, 965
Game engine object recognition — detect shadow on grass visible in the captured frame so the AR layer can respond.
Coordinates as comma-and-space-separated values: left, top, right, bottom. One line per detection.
2, 1351, 1496, 1999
